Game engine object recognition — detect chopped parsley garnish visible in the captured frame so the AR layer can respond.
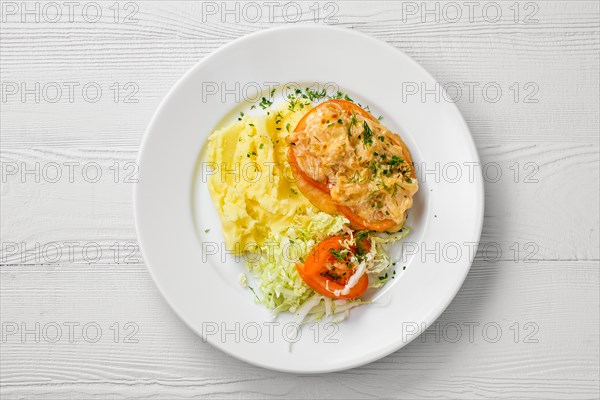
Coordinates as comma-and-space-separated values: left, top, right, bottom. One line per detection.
389, 155, 404, 166
259, 97, 273, 110
247, 285, 260, 301
362, 121, 373, 146
356, 230, 369, 242
369, 160, 378, 176
329, 248, 348, 261
288, 96, 297, 110
320, 270, 342, 281
303, 87, 328, 101
347, 170, 362, 183
329, 91, 354, 102
355, 231, 370, 260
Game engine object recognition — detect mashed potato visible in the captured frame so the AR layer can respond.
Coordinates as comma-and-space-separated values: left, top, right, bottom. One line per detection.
205, 92, 412, 321
207, 104, 312, 252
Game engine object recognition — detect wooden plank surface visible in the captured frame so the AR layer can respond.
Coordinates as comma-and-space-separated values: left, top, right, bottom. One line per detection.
1, 1, 599, 398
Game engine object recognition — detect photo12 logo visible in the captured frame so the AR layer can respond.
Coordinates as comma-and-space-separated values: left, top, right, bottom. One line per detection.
1, 241, 142, 265
1, 2, 140, 23
198, 1, 339, 23
404, 321, 540, 344
401, 81, 540, 104
1, 81, 140, 104
200, 81, 340, 103
2, 321, 139, 344
399, 1, 540, 24
200, 320, 339, 344
1, 161, 138, 184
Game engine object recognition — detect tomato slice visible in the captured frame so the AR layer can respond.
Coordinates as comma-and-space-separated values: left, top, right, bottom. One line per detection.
294, 99, 377, 133
289, 157, 338, 214
296, 235, 370, 299
336, 205, 397, 231
289, 99, 407, 232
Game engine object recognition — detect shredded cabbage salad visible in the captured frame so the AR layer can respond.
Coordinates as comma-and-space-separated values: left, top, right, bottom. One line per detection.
244, 207, 410, 323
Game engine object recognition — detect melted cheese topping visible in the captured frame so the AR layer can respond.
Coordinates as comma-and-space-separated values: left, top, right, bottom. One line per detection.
289, 102, 418, 228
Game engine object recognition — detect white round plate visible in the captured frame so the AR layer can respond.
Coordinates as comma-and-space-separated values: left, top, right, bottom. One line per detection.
135, 26, 484, 373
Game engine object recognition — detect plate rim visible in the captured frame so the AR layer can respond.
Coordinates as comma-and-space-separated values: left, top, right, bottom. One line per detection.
134, 25, 485, 373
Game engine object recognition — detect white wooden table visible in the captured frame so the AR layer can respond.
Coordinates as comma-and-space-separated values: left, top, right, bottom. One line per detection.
1, 1, 599, 398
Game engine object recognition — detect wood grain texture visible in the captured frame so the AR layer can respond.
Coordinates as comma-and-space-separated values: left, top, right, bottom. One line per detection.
1, 261, 598, 399
1, 143, 598, 262
1, 1, 599, 399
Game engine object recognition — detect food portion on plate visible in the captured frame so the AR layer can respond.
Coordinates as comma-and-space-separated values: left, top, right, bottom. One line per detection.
206, 101, 309, 250
206, 89, 418, 322
289, 99, 418, 232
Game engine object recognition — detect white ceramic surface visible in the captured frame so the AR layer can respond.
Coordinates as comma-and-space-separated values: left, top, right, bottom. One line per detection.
135, 25, 484, 373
